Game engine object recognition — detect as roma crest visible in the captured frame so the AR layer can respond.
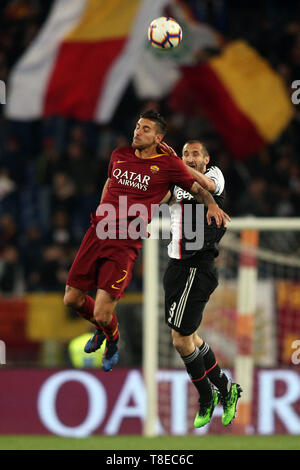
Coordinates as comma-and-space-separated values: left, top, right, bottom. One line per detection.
150, 165, 159, 174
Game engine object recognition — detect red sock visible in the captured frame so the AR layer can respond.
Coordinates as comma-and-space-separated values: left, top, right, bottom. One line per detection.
76, 295, 101, 328
103, 313, 119, 341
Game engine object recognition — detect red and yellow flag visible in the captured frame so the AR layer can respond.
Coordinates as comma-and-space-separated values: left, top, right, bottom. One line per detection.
6, 0, 166, 123
44, 0, 141, 121
170, 40, 294, 159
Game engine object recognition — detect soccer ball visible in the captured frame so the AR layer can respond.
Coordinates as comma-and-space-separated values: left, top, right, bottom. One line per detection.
148, 17, 182, 50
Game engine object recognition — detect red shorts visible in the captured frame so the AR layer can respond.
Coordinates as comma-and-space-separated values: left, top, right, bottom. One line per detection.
67, 225, 142, 299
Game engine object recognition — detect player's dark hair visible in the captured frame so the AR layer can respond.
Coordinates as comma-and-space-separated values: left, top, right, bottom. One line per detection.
183, 140, 209, 158
139, 109, 167, 136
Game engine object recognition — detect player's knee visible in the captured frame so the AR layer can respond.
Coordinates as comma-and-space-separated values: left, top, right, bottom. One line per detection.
172, 330, 193, 355
93, 305, 113, 326
193, 332, 204, 348
63, 288, 84, 310
63, 295, 80, 310
172, 334, 185, 351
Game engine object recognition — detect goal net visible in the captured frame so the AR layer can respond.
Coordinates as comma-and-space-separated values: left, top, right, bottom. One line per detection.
142, 217, 300, 435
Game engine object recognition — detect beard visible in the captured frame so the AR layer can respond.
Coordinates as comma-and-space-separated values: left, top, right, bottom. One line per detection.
198, 162, 205, 173
186, 162, 205, 173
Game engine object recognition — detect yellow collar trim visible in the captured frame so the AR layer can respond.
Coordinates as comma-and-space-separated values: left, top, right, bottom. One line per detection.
134, 151, 168, 160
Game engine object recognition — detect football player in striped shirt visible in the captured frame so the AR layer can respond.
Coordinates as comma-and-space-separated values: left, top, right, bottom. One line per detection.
162, 140, 242, 428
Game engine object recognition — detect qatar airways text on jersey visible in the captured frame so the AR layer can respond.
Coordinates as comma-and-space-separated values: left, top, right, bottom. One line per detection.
112, 168, 150, 192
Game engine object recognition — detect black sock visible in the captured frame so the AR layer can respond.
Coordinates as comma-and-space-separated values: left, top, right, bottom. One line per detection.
181, 347, 213, 403
199, 342, 231, 397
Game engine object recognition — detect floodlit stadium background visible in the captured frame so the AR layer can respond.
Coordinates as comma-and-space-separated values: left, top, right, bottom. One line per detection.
0, 0, 300, 446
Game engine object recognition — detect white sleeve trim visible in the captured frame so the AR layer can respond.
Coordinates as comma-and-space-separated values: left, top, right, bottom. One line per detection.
205, 166, 225, 196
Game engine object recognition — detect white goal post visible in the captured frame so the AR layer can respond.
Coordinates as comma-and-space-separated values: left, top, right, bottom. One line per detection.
142, 217, 300, 436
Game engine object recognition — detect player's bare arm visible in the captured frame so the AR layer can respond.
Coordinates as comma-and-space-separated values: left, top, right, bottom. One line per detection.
100, 178, 111, 203
190, 181, 230, 227
185, 166, 216, 193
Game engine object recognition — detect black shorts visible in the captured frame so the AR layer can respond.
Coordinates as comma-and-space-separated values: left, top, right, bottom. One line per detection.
163, 261, 219, 336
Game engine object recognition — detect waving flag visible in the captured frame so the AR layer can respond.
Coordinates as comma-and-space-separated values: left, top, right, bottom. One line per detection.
169, 40, 295, 159
6, 0, 169, 123
6, 0, 294, 159
132, 0, 294, 159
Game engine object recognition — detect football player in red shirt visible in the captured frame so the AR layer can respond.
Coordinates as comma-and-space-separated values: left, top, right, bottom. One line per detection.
64, 110, 230, 371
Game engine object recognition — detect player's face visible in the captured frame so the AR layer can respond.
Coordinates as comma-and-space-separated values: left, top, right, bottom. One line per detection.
182, 143, 210, 173
132, 118, 163, 150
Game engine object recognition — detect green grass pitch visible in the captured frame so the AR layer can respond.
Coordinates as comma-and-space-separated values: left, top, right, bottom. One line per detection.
0, 435, 299, 450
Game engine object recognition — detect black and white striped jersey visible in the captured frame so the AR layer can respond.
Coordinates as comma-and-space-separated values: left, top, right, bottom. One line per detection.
167, 166, 226, 261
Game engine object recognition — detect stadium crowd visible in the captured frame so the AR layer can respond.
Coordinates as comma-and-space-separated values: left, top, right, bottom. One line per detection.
0, 0, 300, 295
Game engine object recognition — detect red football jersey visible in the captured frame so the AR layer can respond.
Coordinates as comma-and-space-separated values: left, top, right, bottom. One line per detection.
95, 146, 196, 237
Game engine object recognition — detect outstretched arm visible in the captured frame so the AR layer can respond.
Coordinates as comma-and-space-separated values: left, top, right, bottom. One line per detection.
189, 182, 231, 227
158, 142, 230, 226
185, 166, 216, 193
159, 141, 216, 192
